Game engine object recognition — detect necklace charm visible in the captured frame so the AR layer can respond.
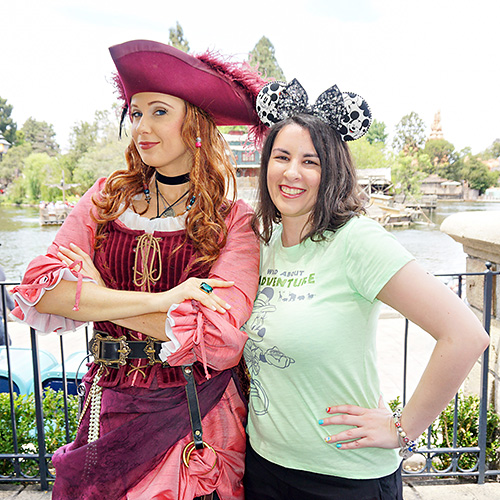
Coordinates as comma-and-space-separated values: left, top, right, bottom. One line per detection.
161, 206, 176, 218
152, 178, 190, 219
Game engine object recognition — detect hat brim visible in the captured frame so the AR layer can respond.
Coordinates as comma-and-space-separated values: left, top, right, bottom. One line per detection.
109, 40, 262, 127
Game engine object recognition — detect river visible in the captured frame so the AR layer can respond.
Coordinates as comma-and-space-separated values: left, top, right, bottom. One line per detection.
0, 201, 499, 281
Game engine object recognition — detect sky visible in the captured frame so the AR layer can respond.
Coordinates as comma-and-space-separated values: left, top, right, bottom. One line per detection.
2, 0, 499, 154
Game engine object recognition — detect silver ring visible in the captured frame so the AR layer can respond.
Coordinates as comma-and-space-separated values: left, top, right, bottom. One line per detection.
200, 282, 213, 294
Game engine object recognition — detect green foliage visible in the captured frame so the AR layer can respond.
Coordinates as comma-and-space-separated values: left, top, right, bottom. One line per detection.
349, 137, 390, 170
423, 139, 458, 176
392, 112, 426, 154
169, 21, 190, 53
391, 151, 427, 195
22, 153, 61, 202
460, 156, 499, 195
4, 177, 27, 204
249, 36, 285, 81
422, 393, 500, 471
68, 120, 98, 164
21, 118, 59, 157
0, 142, 32, 186
365, 119, 388, 145
482, 139, 500, 160
72, 140, 127, 192
0, 97, 17, 145
0, 389, 79, 477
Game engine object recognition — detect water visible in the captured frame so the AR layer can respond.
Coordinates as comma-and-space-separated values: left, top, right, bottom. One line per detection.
389, 201, 500, 275
0, 205, 59, 281
0, 201, 499, 281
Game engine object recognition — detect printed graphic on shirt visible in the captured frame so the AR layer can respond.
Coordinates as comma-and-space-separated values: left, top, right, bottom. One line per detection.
258, 268, 316, 303
243, 285, 296, 416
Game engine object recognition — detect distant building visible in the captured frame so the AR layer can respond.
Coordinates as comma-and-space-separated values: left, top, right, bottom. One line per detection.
357, 168, 392, 196
223, 131, 261, 205
420, 174, 479, 201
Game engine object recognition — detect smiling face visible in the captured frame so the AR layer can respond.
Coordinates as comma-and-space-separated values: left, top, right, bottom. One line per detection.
266, 123, 322, 242
130, 92, 191, 175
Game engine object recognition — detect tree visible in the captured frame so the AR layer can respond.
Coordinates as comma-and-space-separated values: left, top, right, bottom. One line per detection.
0, 97, 17, 145
249, 36, 285, 81
392, 112, 426, 154
458, 156, 499, 195
21, 117, 59, 156
422, 138, 458, 177
65, 107, 123, 189
349, 137, 390, 170
69, 120, 98, 161
391, 152, 427, 196
365, 119, 388, 145
0, 142, 32, 186
483, 139, 500, 159
73, 140, 127, 192
22, 153, 61, 202
169, 22, 190, 53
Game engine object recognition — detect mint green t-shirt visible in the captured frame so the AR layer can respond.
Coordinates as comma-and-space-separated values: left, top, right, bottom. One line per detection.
242, 215, 415, 479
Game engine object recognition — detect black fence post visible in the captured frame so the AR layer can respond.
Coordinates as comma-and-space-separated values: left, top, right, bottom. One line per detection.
477, 263, 493, 484
30, 327, 49, 491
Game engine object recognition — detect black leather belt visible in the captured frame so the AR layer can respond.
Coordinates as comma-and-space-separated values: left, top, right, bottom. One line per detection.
89, 330, 167, 368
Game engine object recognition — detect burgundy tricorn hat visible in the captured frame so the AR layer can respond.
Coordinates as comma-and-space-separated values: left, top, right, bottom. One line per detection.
109, 39, 267, 132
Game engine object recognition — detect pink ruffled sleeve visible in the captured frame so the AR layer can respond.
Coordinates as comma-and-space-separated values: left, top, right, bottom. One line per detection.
165, 199, 259, 374
11, 178, 106, 333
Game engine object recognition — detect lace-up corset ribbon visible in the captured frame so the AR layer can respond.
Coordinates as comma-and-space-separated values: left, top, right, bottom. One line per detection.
89, 219, 214, 389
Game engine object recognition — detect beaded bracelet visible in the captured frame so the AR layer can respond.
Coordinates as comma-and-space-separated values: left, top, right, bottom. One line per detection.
393, 408, 417, 459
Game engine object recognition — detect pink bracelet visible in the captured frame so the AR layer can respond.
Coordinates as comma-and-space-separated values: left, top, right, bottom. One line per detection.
393, 408, 417, 459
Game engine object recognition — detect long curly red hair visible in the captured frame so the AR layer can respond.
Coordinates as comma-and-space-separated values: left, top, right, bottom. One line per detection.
91, 102, 236, 268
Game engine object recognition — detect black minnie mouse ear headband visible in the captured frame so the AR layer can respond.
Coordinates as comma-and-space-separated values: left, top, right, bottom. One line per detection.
256, 78, 372, 141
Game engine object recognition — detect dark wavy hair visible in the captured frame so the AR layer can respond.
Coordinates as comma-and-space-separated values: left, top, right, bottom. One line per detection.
252, 113, 365, 244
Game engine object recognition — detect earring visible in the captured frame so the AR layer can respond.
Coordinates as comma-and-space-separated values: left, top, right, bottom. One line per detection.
142, 168, 151, 204
143, 182, 151, 204
195, 136, 202, 148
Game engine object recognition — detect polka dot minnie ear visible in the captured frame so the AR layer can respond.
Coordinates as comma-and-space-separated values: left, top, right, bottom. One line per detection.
337, 91, 372, 141
256, 81, 287, 127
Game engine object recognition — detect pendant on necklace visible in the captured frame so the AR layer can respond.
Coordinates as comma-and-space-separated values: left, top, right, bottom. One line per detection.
161, 207, 176, 218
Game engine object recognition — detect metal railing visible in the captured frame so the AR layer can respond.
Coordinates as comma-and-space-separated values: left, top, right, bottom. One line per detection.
0, 264, 499, 489
400, 263, 499, 483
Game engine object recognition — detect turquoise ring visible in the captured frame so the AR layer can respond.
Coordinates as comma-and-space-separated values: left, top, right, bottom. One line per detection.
200, 282, 213, 294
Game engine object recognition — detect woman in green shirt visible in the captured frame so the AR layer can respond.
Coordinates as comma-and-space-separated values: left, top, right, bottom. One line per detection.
243, 80, 489, 500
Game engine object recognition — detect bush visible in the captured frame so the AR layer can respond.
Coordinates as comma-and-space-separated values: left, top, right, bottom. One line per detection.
390, 393, 500, 472
424, 393, 500, 471
0, 389, 79, 477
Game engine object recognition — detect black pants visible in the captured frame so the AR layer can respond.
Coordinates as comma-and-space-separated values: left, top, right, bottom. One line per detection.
244, 442, 403, 500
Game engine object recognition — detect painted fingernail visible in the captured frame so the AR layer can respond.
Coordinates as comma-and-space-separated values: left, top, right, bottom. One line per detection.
324, 436, 332, 443
326, 407, 332, 413
336, 443, 342, 449
318, 419, 324, 425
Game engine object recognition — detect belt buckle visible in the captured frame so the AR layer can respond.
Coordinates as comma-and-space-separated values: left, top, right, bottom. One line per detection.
144, 336, 162, 366
90, 333, 131, 367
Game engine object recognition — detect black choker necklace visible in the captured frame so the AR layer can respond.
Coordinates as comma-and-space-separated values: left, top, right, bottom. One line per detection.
155, 170, 190, 185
